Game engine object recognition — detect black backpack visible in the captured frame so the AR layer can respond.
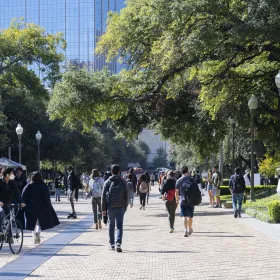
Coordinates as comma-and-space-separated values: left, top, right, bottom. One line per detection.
233, 175, 244, 193
180, 177, 202, 206
106, 177, 125, 208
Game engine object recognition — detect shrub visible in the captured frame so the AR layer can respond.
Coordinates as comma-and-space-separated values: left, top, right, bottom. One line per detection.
220, 185, 276, 196
222, 179, 230, 186
268, 201, 280, 223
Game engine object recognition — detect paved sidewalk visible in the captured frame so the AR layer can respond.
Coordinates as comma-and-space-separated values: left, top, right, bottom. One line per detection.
2, 187, 280, 279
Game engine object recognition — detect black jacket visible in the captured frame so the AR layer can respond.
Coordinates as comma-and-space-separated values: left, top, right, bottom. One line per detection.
0, 179, 22, 206
161, 178, 176, 203
22, 182, 60, 231
102, 175, 128, 211
14, 176, 28, 194
68, 172, 80, 200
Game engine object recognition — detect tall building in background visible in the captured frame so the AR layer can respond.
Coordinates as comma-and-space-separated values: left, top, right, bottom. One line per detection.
0, 0, 126, 74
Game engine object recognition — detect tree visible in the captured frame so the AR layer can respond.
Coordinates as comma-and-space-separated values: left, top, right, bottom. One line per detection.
152, 147, 168, 168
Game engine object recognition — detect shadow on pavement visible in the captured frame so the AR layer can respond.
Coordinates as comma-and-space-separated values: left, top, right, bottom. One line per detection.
0, 272, 41, 277
125, 250, 197, 254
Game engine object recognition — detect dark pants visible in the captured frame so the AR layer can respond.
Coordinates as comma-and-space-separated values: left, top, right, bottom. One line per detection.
69, 189, 76, 214
91, 197, 101, 223
166, 201, 177, 229
140, 193, 147, 207
108, 207, 125, 245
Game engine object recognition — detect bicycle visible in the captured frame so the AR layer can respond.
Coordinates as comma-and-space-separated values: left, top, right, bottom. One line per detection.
0, 204, 23, 254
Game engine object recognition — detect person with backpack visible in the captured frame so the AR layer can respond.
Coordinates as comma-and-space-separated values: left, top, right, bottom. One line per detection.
67, 166, 81, 219
102, 164, 128, 252
129, 168, 138, 189
54, 172, 63, 202
150, 173, 155, 186
161, 171, 177, 233
192, 170, 204, 197
212, 166, 222, 208
175, 166, 201, 237
137, 173, 149, 210
145, 171, 151, 204
126, 174, 136, 208
89, 169, 104, 229
229, 167, 246, 218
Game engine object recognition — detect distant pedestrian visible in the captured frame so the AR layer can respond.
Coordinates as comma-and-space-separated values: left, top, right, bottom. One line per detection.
207, 169, 214, 207
126, 174, 136, 208
102, 164, 128, 252
129, 168, 138, 189
212, 166, 222, 208
54, 172, 63, 202
229, 167, 246, 218
22, 172, 59, 244
192, 170, 203, 197
161, 171, 177, 233
175, 166, 201, 237
150, 173, 155, 186
103, 171, 112, 181
89, 169, 104, 230
145, 171, 151, 204
244, 169, 251, 187
137, 174, 149, 210
67, 166, 80, 219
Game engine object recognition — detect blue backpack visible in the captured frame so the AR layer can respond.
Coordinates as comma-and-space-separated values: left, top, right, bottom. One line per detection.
180, 177, 202, 206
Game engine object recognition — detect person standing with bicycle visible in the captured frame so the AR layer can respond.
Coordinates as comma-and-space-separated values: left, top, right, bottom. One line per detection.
0, 168, 25, 241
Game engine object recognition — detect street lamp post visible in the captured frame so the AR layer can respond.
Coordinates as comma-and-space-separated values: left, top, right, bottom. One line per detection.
248, 95, 258, 201
275, 70, 280, 95
16, 124, 23, 164
36, 131, 42, 172
229, 118, 236, 173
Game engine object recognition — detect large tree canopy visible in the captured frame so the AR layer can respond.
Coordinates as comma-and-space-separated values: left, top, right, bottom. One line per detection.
49, 0, 280, 161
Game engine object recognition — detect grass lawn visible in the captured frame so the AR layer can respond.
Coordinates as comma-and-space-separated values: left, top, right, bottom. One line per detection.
221, 188, 280, 223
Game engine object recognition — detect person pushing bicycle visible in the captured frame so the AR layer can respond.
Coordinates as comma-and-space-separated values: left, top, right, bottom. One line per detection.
0, 168, 25, 232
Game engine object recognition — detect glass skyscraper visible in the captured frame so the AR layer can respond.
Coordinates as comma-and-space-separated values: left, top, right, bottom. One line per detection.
0, 0, 126, 73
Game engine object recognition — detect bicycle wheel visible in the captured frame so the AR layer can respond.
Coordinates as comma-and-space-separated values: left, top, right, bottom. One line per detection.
8, 219, 23, 254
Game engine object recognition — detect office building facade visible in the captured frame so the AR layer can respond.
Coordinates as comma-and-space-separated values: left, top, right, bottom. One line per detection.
0, 0, 125, 73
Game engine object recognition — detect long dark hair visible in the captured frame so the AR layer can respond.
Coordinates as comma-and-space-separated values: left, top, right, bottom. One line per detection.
139, 173, 147, 183
31, 172, 44, 183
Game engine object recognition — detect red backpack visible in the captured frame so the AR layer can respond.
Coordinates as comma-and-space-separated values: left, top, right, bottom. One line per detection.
166, 189, 175, 201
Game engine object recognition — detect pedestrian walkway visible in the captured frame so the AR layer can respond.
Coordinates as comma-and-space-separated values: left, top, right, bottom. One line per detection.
1, 187, 280, 279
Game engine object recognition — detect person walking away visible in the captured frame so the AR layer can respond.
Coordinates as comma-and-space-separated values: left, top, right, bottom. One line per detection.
67, 166, 80, 218
229, 167, 246, 218
175, 166, 201, 237
14, 167, 27, 229
161, 171, 177, 233
102, 164, 128, 252
207, 169, 214, 207
0, 168, 25, 242
129, 168, 138, 190
212, 166, 222, 208
126, 174, 136, 208
54, 172, 63, 202
89, 169, 104, 230
137, 174, 149, 210
22, 172, 59, 244
103, 170, 112, 181
145, 171, 151, 204
150, 173, 155, 186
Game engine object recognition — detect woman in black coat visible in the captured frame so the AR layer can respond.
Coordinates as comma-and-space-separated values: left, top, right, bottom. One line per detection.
22, 172, 59, 244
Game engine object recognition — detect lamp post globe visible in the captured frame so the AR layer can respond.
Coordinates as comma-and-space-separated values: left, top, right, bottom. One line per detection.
16, 124, 23, 136
275, 70, 280, 93
36, 131, 42, 142
16, 124, 23, 164
248, 95, 258, 111
229, 117, 236, 126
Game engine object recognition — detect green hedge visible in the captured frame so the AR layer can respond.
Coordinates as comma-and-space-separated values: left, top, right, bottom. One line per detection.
268, 201, 280, 223
220, 185, 276, 195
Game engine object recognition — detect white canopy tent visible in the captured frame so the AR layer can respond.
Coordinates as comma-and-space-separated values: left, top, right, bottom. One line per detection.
0, 157, 27, 171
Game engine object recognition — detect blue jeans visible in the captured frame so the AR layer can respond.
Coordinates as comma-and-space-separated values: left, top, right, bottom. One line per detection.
108, 207, 125, 245
232, 193, 243, 214
55, 188, 61, 200
129, 190, 134, 206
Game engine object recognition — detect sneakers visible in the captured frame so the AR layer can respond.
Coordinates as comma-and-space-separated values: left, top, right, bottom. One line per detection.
116, 243, 122, 253
213, 204, 219, 208
208, 205, 213, 208
169, 229, 174, 233
188, 228, 193, 236
98, 220, 102, 229
239, 213, 241, 218
184, 231, 188, 237
109, 244, 115, 250
234, 210, 238, 218
95, 223, 98, 230
140, 205, 143, 210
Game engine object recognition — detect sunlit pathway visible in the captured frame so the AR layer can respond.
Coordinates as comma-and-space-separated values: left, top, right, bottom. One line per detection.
1, 185, 280, 279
